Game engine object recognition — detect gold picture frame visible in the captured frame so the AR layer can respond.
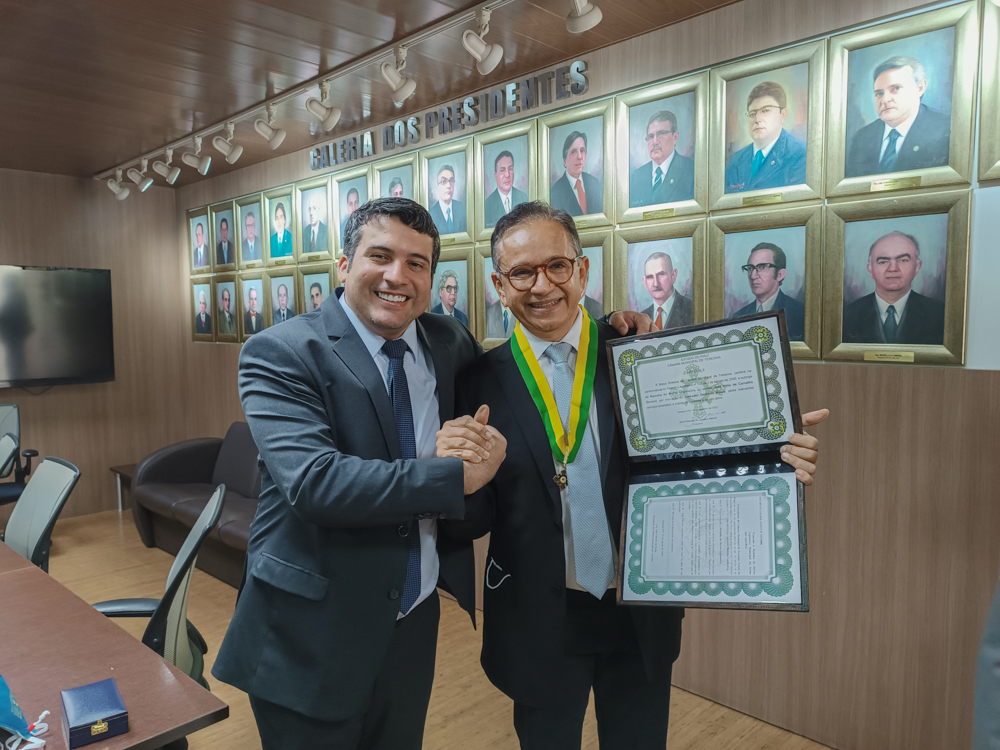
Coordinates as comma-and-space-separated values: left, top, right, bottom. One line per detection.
332, 163, 374, 255
236, 193, 265, 269
823, 190, 970, 364
209, 200, 237, 272
577, 227, 614, 319
190, 278, 215, 342
420, 137, 475, 246
429, 245, 477, 334
826, 1, 979, 197
264, 185, 297, 267
295, 175, 334, 263
297, 261, 337, 316
187, 206, 212, 276
616, 72, 709, 223
372, 151, 418, 201
978, 0, 1000, 181
474, 119, 538, 241
237, 270, 269, 342
212, 274, 239, 343
265, 268, 299, 327
708, 205, 823, 359
613, 219, 707, 328
709, 40, 826, 211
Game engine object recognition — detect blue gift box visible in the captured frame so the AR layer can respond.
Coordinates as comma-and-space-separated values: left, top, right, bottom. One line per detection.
60, 678, 128, 748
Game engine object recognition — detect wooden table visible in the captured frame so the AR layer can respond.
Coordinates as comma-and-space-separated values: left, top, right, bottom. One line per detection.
0, 542, 229, 749
109, 464, 138, 512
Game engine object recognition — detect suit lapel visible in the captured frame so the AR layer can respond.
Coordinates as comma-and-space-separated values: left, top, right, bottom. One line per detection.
417, 317, 454, 425
594, 325, 616, 486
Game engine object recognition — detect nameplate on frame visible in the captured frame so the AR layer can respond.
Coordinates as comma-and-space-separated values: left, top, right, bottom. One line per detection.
274, 259, 286, 265
870, 176, 921, 192
440, 237, 457, 246
743, 193, 782, 207
864, 351, 915, 362
644, 208, 675, 220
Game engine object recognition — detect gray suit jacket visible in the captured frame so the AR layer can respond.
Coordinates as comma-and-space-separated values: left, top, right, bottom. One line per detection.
485, 186, 528, 228
486, 301, 513, 340
641, 291, 694, 330
212, 289, 482, 721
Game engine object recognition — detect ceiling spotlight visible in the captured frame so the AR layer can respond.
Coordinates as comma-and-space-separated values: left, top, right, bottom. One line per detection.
462, 9, 504, 76
254, 104, 286, 150
107, 169, 130, 201
152, 148, 181, 185
566, 0, 602, 33
306, 81, 342, 131
212, 122, 244, 165
126, 159, 154, 192
380, 46, 417, 106
181, 136, 212, 175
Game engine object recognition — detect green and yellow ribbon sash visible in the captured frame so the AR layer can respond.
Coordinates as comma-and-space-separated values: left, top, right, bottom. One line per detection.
511, 306, 598, 466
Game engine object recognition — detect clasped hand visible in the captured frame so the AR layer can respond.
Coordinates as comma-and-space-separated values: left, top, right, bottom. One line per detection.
436, 405, 508, 494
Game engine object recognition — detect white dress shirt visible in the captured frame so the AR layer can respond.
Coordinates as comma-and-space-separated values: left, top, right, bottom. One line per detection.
569, 175, 587, 211
875, 288, 911, 325
879, 111, 919, 162
341, 297, 441, 618
755, 288, 781, 312
652, 291, 677, 328
753, 135, 779, 161
519, 308, 612, 591
652, 151, 675, 189
498, 189, 512, 214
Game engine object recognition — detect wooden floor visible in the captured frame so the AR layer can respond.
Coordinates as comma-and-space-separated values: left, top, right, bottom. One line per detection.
46, 511, 832, 750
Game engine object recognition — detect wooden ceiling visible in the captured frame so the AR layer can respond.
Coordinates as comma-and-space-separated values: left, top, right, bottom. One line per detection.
0, 0, 741, 186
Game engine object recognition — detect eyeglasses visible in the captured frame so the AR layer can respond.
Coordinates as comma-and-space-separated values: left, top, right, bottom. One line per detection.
443, 285, 459, 293
644, 129, 675, 141
497, 256, 582, 291
742, 262, 778, 276
438, 177, 456, 186
746, 105, 782, 120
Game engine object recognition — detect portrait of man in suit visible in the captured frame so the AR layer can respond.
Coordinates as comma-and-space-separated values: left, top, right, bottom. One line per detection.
629, 110, 695, 207
308, 281, 324, 310
428, 163, 467, 235
728, 242, 805, 340
272, 281, 296, 324
842, 230, 945, 345
243, 283, 264, 336
243, 211, 261, 262
302, 190, 329, 255
389, 177, 405, 198
845, 56, 950, 177
192, 221, 209, 269
218, 285, 236, 335
549, 130, 604, 217
341, 188, 360, 247
430, 269, 469, 327
483, 258, 513, 340
484, 140, 530, 229
194, 289, 212, 334
639, 252, 693, 331
216, 216, 235, 265
725, 81, 807, 193
270, 201, 293, 259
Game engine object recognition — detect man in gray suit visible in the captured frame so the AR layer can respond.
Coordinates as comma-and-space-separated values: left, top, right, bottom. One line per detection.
484, 150, 528, 228
639, 252, 693, 330
218, 287, 236, 335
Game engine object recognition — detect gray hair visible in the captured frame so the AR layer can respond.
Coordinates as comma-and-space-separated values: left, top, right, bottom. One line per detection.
490, 201, 582, 269
438, 269, 459, 291
869, 230, 921, 260
643, 252, 674, 272
873, 56, 926, 86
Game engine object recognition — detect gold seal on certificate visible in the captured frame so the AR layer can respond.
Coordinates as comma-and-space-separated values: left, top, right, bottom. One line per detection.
608, 310, 809, 611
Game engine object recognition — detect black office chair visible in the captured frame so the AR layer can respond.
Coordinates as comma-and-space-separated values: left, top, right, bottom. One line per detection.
0, 405, 39, 507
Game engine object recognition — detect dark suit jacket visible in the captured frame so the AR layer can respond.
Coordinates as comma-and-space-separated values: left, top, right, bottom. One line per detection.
582, 295, 603, 320
218, 311, 236, 335
213, 290, 482, 722
242, 239, 261, 262
629, 154, 695, 207
724, 129, 807, 193
845, 104, 951, 178
550, 172, 603, 217
193, 245, 210, 268
340, 218, 349, 248
731, 289, 805, 341
641, 291, 694, 331
302, 222, 329, 254
216, 240, 235, 265
842, 290, 945, 345
485, 186, 528, 227
195, 312, 212, 334
429, 200, 467, 235
243, 309, 264, 336
273, 306, 296, 324
430, 303, 469, 326
270, 231, 293, 259
443, 321, 683, 705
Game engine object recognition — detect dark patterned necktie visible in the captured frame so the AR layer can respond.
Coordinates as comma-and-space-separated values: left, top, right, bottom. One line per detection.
884, 304, 898, 343
880, 129, 901, 173
652, 166, 664, 196
382, 338, 421, 614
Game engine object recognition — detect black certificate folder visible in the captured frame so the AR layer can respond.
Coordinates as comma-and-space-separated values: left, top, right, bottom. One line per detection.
608, 310, 808, 612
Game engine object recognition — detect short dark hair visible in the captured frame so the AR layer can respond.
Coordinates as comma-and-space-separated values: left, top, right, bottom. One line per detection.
310, 282, 322, 294
220, 217, 229, 230
342, 197, 441, 274
873, 56, 926, 85
222, 287, 230, 300
491, 201, 582, 269
277, 284, 288, 296
746, 81, 787, 110
274, 202, 286, 220
749, 242, 787, 284
388, 177, 404, 193
437, 163, 456, 179
494, 150, 515, 171
346, 187, 360, 201
562, 131, 587, 160
646, 110, 678, 132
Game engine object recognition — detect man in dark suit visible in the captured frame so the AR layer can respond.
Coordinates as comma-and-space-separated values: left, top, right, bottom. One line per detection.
303, 194, 329, 254
218, 287, 236, 335
842, 230, 945, 345
213, 198, 507, 749
243, 286, 264, 336
437, 201, 826, 749
270, 202, 293, 259
725, 81, 807, 193
216, 217, 235, 265
428, 164, 467, 235
638, 252, 693, 331
549, 131, 603, 217
431, 269, 469, 327
243, 211, 261, 262
341, 188, 360, 247
729, 242, 805, 340
195, 290, 212, 334
845, 56, 950, 178
192, 222, 209, 268
629, 110, 695, 207
273, 283, 295, 324
485, 150, 529, 227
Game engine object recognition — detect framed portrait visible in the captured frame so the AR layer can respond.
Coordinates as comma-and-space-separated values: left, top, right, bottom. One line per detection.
708, 205, 823, 359
298, 262, 336, 315
236, 194, 265, 270
238, 272, 269, 342
264, 186, 296, 267
429, 246, 475, 332
190, 280, 214, 342
209, 200, 237, 272
709, 40, 825, 210
474, 120, 537, 240
827, 1, 978, 197
187, 207, 212, 275
213, 274, 239, 343
373, 152, 417, 201
539, 99, 615, 229
615, 72, 709, 223
578, 228, 613, 318
979, 0, 1000, 181
333, 164, 373, 254
420, 138, 474, 245
266, 270, 298, 327
823, 190, 970, 364
476, 244, 514, 347
613, 219, 706, 331
296, 175, 334, 263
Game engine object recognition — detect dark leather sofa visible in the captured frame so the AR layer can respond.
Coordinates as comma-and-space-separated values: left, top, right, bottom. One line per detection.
132, 422, 261, 587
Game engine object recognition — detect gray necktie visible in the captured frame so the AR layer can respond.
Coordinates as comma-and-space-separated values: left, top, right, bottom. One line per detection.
546, 342, 615, 597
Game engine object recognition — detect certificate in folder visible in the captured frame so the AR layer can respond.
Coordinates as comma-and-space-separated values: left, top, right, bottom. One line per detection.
608, 310, 808, 611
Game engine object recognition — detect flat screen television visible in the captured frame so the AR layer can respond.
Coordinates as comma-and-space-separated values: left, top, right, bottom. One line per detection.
0, 265, 114, 388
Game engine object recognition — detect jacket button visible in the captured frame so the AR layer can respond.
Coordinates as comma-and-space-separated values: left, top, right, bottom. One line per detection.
389, 588, 400, 600
398, 525, 409, 537
551, 584, 563, 596
554, 521, 562, 532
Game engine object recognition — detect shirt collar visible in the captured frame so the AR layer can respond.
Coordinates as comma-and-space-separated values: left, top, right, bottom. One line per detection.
883, 109, 919, 141
440, 198, 453, 211
341, 294, 421, 363
754, 132, 781, 159
875, 288, 912, 318
520, 306, 584, 363
654, 290, 676, 319
652, 151, 675, 182
757, 288, 781, 311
